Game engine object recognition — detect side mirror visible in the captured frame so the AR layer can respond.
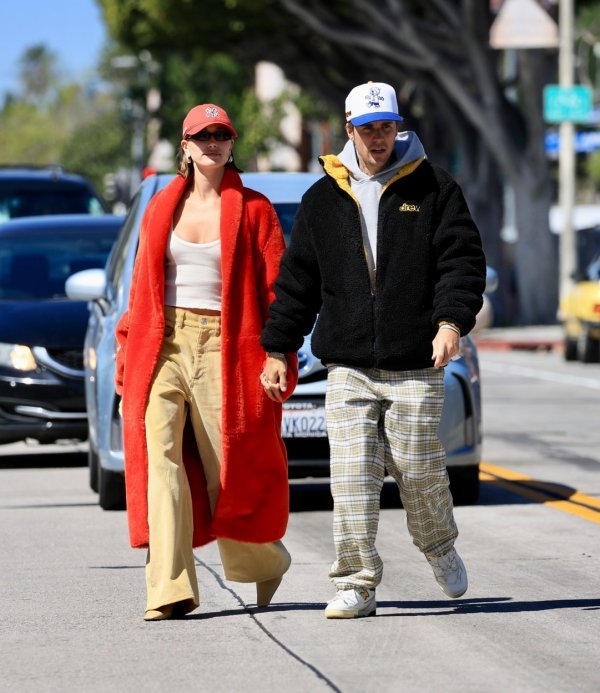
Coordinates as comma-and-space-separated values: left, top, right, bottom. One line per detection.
485, 266, 498, 294
65, 268, 107, 301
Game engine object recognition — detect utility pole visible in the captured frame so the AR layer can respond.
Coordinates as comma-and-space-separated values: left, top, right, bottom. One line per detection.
558, 0, 576, 303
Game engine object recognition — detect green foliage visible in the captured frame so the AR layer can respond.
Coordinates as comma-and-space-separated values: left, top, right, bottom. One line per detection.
578, 4, 600, 37
99, 0, 273, 51
59, 108, 132, 190
154, 49, 253, 143
586, 149, 600, 185
234, 89, 289, 170
0, 42, 131, 189
18, 44, 59, 102
150, 49, 289, 171
0, 100, 62, 165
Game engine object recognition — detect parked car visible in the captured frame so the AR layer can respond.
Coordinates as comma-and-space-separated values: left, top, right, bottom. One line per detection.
560, 252, 600, 363
0, 165, 108, 220
0, 214, 123, 445
67, 172, 486, 510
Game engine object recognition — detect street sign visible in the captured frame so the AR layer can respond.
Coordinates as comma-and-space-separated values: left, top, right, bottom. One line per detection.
544, 85, 593, 123
490, 0, 558, 49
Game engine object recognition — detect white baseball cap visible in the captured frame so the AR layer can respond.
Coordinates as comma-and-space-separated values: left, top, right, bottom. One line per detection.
345, 81, 403, 126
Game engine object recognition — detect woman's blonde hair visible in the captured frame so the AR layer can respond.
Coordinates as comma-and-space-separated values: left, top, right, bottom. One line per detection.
177, 146, 193, 178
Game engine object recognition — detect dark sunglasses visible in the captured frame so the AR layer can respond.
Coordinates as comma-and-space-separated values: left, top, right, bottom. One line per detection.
188, 129, 233, 142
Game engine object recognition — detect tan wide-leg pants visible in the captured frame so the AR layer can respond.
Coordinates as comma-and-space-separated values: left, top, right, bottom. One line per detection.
144, 306, 290, 613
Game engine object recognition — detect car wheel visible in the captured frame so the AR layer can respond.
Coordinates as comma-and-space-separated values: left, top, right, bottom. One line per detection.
98, 466, 126, 510
564, 337, 578, 362
448, 464, 480, 505
578, 330, 600, 363
89, 446, 99, 493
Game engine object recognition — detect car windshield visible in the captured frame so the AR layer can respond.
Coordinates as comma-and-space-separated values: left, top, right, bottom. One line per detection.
0, 186, 105, 220
0, 231, 116, 300
272, 203, 299, 243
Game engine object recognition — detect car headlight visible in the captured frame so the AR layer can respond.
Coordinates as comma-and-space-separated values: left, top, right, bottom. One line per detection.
0, 343, 37, 371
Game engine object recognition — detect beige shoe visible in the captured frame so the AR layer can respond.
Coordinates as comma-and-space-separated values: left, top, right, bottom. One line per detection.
144, 605, 174, 621
256, 576, 283, 607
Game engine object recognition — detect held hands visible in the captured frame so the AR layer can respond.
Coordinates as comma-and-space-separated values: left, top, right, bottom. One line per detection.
260, 355, 288, 402
432, 327, 460, 368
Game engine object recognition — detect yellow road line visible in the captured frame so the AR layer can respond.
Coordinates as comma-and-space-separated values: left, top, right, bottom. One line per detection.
480, 462, 600, 525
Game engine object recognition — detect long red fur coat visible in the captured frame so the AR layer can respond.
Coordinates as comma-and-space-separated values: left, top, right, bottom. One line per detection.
115, 169, 298, 549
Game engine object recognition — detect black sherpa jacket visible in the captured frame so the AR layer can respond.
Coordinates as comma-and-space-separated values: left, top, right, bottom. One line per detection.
261, 156, 486, 371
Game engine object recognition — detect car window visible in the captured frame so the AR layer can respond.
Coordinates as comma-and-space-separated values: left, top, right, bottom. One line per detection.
272, 202, 299, 244
0, 231, 117, 300
105, 191, 144, 291
587, 255, 600, 281
0, 185, 105, 220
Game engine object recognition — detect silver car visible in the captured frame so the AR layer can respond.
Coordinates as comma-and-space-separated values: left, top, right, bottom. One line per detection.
67, 172, 484, 509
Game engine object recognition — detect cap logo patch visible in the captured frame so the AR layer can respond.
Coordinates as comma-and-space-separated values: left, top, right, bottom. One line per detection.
205, 106, 220, 118
365, 86, 384, 110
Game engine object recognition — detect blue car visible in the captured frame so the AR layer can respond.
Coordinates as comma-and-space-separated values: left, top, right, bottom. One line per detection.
67, 173, 485, 509
0, 214, 123, 445
0, 165, 108, 219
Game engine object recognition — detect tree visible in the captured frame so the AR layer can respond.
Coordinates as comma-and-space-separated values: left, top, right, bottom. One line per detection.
18, 44, 59, 103
0, 44, 132, 192
98, 0, 567, 324
59, 106, 132, 191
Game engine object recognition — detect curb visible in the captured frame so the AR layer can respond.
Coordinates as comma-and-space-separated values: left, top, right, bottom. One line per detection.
475, 338, 564, 352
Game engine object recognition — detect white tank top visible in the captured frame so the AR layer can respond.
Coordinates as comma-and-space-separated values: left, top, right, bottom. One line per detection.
164, 230, 222, 310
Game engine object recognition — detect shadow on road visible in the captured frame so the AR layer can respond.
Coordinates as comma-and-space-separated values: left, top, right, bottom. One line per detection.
290, 479, 403, 512
0, 451, 86, 469
373, 596, 600, 616
175, 595, 600, 620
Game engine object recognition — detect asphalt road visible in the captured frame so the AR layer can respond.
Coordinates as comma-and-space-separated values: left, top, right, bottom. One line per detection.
1, 345, 599, 693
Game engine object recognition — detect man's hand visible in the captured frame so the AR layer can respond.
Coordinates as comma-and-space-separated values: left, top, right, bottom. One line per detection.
432, 328, 460, 368
260, 355, 288, 402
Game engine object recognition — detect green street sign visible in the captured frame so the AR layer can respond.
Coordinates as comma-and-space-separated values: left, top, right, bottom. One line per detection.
544, 85, 593, 123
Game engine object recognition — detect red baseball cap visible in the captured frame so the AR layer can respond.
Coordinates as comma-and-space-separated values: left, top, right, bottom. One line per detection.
182, 104, 238, 138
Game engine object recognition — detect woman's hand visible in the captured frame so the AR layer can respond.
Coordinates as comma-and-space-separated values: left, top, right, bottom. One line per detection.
260, 355, 288, 402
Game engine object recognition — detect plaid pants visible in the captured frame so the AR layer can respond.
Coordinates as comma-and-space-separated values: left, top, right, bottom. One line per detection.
326, 365, 458, 590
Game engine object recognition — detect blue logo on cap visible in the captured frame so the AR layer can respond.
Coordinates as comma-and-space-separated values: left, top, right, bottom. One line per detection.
365, 86, 384, 109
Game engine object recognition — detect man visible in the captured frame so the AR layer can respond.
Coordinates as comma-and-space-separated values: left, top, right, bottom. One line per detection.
260, 81, 486, 619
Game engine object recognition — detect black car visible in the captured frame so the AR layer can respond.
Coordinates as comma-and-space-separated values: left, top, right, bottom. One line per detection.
0, 166, 108, 219
0, 214, 123, 445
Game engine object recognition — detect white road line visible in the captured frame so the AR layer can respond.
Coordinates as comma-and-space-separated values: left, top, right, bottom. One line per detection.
481, 361, 600, 390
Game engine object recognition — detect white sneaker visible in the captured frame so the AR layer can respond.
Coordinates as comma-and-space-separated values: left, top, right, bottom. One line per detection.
324, 588, 376, 619
427, 548, 468, 598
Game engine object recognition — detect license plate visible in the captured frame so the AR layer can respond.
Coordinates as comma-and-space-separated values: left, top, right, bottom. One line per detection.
282, 402, 327, 438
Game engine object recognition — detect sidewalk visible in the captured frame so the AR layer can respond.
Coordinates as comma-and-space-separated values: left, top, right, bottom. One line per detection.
474, 324, 564, 352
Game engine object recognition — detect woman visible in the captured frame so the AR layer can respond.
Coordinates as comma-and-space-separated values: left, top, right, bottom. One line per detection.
115, 103, 298, 621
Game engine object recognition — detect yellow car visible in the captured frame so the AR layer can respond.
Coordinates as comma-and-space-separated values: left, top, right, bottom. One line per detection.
560, 255, 600, 363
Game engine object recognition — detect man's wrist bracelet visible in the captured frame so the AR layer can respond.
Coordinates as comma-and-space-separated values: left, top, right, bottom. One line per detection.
439, 324, 461, 335
267, 352, 286, 360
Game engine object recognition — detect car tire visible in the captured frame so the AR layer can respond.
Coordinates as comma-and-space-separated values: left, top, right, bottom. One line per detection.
564, 337, 578, 362
98, 466, 126, 510
448, 464, 480, 505
89, 446, 99, 493
578, 330, 600, 363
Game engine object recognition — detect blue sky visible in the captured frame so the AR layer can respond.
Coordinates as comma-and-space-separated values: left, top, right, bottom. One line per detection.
0, 0, 107, 100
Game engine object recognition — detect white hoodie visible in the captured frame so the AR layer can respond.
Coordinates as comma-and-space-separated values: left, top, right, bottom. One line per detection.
337, 131, 426, 269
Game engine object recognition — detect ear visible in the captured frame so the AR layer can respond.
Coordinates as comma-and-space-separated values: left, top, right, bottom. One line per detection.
181, 139, 191, 161
345, 123, 354, 140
